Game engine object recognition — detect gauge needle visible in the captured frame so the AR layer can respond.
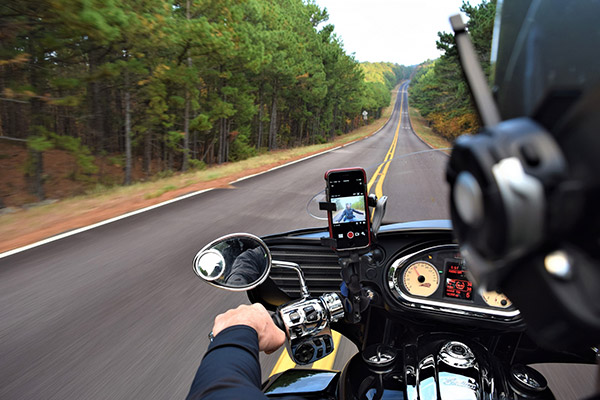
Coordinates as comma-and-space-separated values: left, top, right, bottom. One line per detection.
413, 266, 420, 276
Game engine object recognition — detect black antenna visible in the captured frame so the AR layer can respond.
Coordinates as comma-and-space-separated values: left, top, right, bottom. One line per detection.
450, 14, 501, 127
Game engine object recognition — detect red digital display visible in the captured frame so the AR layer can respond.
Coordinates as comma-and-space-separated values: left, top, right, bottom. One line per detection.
444, 261, 473, 300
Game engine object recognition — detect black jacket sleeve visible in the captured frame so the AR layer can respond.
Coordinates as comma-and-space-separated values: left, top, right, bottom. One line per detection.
186, 325, 267, 400
226, 247, 266, 286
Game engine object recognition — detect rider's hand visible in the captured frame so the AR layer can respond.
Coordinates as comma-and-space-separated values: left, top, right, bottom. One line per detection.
212, 303, 286, 354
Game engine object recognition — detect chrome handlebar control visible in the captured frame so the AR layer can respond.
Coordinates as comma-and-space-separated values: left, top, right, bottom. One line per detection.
275, 292, 345, 365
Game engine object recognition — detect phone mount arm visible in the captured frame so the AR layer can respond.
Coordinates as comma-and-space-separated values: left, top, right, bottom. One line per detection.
371, 195, 387, 236
318, 201, 339, 248
319, 194, 384, 323
338, 252, 372, 323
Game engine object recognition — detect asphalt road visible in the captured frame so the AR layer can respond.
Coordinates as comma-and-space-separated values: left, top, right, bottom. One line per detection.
0, 83, 596, 399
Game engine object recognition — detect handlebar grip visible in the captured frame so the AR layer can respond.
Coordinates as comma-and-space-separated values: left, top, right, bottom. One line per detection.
271, 311, 286, 332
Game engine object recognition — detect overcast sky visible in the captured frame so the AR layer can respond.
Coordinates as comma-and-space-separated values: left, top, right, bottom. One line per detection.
313, 0, 477, 65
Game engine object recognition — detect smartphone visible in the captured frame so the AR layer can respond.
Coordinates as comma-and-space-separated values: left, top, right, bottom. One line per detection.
325, 168, 371, 250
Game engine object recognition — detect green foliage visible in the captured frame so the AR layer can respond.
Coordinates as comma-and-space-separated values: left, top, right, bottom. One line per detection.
24, 134, 54, 180
108, 155, 124, 167
51, 134, 98, 176
314, 134, 327, 144
229, 132, 258, 162
190, 114, 212, 132
357, 62, 412, 121
2, 0, 413, 183
410, 0, 496, 140
188, 159, 207, 170
27, 135, 54, 153
153, 169, 174, 180
361, 62, 412, 90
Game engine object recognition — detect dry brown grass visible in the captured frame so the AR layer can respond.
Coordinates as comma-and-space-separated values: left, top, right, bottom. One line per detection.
408, 106, 452, 152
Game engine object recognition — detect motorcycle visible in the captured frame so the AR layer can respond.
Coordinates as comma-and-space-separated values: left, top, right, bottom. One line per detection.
191, 166, 597, 400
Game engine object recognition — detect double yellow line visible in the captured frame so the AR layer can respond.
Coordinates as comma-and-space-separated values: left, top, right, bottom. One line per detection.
269, 85, 405, 377
367, 84, 404, 199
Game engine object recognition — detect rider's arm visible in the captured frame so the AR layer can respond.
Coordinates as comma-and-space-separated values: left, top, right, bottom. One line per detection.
186, 304, 285, 400
186, 325, 264, 400
226, 248, 266, 285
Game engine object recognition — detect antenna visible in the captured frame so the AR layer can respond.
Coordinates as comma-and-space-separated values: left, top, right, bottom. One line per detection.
450, 14, 501, 127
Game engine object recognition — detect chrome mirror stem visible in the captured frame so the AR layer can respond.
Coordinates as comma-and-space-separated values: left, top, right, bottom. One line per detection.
272, 260, 310, 299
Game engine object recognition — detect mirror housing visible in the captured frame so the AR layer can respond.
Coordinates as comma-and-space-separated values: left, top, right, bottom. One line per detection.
193, 233, 271, 291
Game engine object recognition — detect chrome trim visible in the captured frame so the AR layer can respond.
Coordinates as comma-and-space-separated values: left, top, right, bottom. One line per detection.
438, 341, 477, 369
321, 292, 344, 323
192, 233, 272, 292
272, 260, 310, 299
388, 244, 521, 318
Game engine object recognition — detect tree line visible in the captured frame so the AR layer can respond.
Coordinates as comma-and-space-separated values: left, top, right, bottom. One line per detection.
409, 0, 496, 141
0, 0, 411, 199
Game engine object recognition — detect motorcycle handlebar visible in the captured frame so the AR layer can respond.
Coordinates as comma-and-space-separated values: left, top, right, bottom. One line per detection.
271, 311, 286, 332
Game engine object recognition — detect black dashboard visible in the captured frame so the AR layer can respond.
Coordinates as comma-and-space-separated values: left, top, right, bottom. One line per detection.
259, 221, 522, 328
386, 244, 520, 321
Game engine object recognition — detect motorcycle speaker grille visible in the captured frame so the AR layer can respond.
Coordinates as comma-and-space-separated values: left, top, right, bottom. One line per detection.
264, 237, 341, 298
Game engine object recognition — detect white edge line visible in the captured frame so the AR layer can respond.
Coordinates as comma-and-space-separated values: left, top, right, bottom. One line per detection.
228, 107, 393, 184
228, 148, 336, 184
0, 189, 213, 259
266, 146, 342, 172
402, 82, 451, 158
2, 89, 400, 259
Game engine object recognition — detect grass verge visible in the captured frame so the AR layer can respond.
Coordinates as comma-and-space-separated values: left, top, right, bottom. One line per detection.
0, 84, 402, 254
408, 106, 452, 152
145, 185, 178, 200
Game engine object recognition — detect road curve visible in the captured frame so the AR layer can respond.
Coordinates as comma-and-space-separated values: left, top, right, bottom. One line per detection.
0, 82, 596, 399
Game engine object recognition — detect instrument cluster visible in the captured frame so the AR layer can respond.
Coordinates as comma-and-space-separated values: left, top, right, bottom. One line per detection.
387, 245, 520, 320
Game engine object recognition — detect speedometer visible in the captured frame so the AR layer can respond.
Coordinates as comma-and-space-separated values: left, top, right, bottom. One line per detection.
481, 290, 512, 308
402, 261, 440, 297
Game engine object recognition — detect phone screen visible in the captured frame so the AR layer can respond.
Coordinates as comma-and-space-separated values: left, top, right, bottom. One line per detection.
326, 169, 371, 250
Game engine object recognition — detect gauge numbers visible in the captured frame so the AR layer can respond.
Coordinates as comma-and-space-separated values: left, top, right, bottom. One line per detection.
481, 290, 512, 308
402, 261, 440, 297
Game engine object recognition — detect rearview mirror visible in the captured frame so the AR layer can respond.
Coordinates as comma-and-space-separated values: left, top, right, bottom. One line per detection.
193, 233, 271, 291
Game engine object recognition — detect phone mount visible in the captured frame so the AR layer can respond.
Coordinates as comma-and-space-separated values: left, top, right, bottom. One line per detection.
318, 194, 387, 323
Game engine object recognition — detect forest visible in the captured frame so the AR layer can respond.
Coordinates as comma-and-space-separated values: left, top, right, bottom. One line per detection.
409, 0, 495, 141
0, 0, 411, 200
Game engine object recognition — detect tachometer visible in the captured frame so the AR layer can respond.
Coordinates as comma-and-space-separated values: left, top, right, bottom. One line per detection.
402, 261, 440, 297
481, 290, 512, 308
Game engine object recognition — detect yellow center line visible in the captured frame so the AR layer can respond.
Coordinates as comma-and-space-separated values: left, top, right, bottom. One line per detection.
372, 85, 404, 200
367, 85, 404, 194
367, 162, 384, 193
